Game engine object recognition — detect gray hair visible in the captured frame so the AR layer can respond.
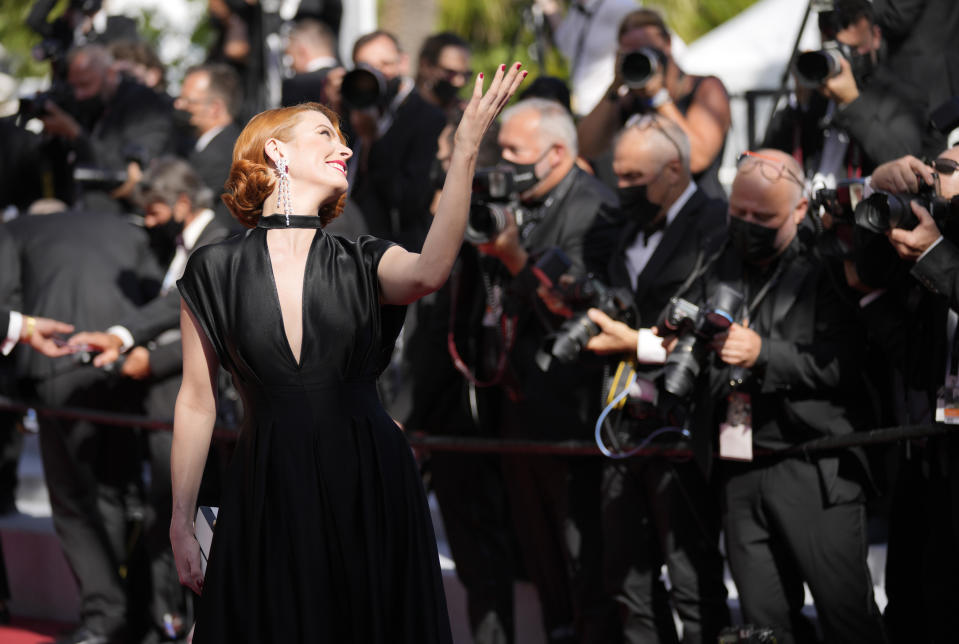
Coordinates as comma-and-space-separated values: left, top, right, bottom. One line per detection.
501, 97, 578, 157
137, 157, 213, 211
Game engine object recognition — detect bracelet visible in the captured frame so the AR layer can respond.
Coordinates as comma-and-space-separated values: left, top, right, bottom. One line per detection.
648, 88, 671, 109
23, 316, 36, 342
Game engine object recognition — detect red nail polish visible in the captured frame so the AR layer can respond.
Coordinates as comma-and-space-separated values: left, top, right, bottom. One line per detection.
522, 70, 528, 77
479, 73, 484, 79
500, 64, 506, 72
516, 63, 522, 70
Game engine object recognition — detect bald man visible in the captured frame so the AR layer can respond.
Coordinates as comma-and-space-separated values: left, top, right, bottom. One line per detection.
581, 114, 730, 642
676, 148, 885, 642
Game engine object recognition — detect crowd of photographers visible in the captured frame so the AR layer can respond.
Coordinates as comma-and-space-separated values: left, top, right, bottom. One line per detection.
1, 0, 959, 642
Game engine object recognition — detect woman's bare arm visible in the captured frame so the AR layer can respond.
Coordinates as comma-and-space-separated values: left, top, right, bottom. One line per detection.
169, 301, 219, 595
377, 63, 527, 306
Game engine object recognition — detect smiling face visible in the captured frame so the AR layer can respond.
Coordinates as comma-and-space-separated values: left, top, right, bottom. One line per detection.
274, 110, 352, 201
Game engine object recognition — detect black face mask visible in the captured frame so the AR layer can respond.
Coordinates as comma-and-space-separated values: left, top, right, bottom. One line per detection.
500, 157, 542, 195
847, 50, 875, 85
431, 79, 459, 107
172, 108, 194, 132
728, 216, 780, 264
428, 156, 447, 191
618, 184, 661, 229
147, 217, 184, 265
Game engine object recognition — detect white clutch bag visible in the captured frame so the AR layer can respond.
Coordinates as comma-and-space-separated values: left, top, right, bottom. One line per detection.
194, 505, 219, 576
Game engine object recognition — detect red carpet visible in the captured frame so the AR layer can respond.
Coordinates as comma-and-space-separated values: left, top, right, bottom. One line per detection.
0, 617, 75, 644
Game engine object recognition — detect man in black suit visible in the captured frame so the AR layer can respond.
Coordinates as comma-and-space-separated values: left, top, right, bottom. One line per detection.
174, 63, 243, 232
581, 114, 730, 643
763, 0, 923, 185
8, 207, 164, 644
415, 32, 472, 114
857, 149, 959, 642
681, 149, 885, 642
479, 97, 620, 644
281, 18, 340, 107
39, 44, 177, 214
72, 157, 232, 643
341, 30, 446, 251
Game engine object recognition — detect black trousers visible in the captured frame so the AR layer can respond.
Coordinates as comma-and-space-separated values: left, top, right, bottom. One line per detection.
34, 372, 142, 638
602, 457, 729, 644
431, 451, 515, 644
722, 458, 886, 644
884, 436, 959, 643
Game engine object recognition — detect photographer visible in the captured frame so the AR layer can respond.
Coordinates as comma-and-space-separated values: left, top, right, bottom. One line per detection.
580, 114, 730, 642
576, 8, 731, 199
863, 148, 959, 642
479, 97, 620, 643
764, 0, 923, 186
38, 44, 177, 214
680, 149, 885, 642
336, 30, 446, 251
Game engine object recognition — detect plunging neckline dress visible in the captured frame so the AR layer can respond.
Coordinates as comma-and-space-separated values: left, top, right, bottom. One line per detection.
177, 215, 453, 643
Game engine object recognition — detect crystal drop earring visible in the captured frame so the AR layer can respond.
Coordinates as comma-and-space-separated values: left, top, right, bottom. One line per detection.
276, 157, 293, 226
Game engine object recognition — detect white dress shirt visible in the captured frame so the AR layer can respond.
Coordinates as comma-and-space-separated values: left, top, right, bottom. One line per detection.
2, 311, 22, 356
624, 180, 697, 289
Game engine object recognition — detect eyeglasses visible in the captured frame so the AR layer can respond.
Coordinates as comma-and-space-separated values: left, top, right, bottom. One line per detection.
736, 151, 806, 192
933, 157, 959, 176
624, 113, 684, 165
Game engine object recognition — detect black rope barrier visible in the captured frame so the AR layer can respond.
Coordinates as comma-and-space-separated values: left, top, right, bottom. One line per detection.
1, 395, 957, 458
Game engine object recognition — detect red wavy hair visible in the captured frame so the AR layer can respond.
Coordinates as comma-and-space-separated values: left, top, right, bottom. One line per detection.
222, 102, 348, 228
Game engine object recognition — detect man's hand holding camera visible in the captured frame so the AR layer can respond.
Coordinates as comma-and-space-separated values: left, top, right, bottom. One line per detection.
711, 321, 762, 368
584, 308, 639, 355
870, 155, 944, 261
821, 56, 860, 106
888, 202, 941, 261
39, 100, 82, 141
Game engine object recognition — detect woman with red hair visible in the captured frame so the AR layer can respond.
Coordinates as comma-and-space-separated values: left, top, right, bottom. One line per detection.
168, 63, 526, 642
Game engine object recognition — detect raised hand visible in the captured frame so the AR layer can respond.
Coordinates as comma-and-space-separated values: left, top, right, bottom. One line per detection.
24, 316, 76, 358
454, 62, 527, 154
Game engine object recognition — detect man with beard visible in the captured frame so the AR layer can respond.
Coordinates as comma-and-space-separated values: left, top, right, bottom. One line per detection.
415, 32, 473, 115
678, 149, 885, 642
763, 0, 924, 186
578, 114, 730, 643
69, 158, 232, 642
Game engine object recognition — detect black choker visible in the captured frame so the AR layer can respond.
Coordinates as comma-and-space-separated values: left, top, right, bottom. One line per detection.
257, 214, 324, 229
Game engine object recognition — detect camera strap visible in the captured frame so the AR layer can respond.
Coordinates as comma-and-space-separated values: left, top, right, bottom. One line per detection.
741, 259, 788, 328
446, 262, 517, 388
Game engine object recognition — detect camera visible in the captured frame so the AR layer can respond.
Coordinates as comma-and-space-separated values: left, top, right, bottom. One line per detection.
794, 43, 849, 88
73, 142, 151, 190
619, 48, 666, 89
536, 274, 634, 371
465, 166, 525, 244
810, 179, 866, 224
16, 82, 74, 124
660, 283, 744, 400
853, 178, 959, 233
340, 64, 386, 110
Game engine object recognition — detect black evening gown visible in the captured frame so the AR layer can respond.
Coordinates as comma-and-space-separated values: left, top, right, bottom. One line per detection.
177, 215, 453, 643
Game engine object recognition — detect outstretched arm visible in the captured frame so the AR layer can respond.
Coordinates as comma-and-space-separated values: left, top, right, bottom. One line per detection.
170, 302, 219, 595
377, 63, 527, 305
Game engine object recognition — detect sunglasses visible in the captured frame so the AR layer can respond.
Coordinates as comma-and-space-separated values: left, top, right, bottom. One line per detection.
933, 157, 959, 176
736, 151, 806, 192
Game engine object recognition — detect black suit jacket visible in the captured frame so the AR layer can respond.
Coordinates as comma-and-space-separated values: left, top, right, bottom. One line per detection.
121, 217, 233, 356
496, 167, 621, 439
8, 211, 163, 403
0, 225, 22, 396
350, 89, 446, 251
188, 123, 243, 231
687, 239, 870, 496
281, 68, 336, 107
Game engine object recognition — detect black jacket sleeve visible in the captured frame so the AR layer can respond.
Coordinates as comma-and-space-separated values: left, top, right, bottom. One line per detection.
832, 78, 924, 166
911, 237, 959, 312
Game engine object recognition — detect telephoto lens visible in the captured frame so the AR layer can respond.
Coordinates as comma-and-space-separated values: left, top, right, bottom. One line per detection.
854, 192, 920, 233
341, 65, 386, 110
619, 48, 662, 89
794, 48, 843, 88
464, 202, 510, 244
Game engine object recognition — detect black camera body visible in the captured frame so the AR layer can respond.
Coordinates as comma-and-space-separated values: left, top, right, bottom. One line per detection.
661, 283, 744, 400
794, 43, 849, 88
810, 178, 867, 224
854, 179, 959, 233
465, 166, 524, 244
536, 275, 635, 371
